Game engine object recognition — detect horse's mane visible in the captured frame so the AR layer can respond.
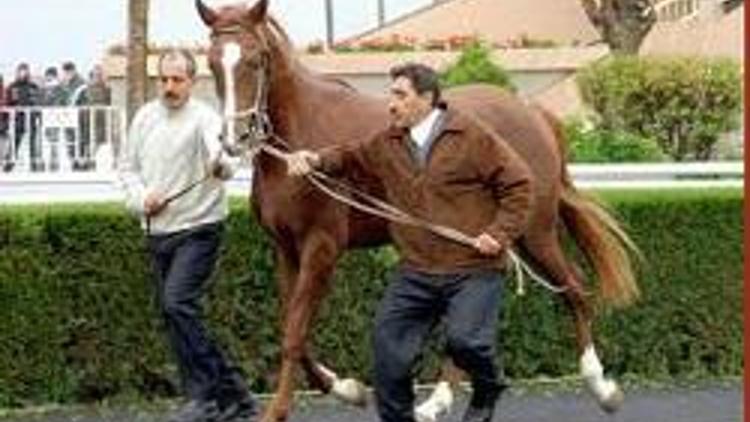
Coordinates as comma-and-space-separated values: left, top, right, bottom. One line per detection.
261, 16, 357, 93
261, 16, 293, 57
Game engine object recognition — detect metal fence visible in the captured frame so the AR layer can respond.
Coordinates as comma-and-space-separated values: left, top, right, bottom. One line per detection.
0, 106, 125, 174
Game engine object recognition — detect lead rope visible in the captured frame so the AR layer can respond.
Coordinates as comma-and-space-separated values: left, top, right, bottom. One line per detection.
256, 135, 567, 295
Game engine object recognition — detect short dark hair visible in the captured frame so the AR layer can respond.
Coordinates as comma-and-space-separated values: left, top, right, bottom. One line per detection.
62, 61, 76, 72
158, 48, 197, 79
389, 62, 442, 106
44, 67, 58, 78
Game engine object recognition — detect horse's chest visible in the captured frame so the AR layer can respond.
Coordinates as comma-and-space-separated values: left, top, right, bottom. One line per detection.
253, 173, 319, 231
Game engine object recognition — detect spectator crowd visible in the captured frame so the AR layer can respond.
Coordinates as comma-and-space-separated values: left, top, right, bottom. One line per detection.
0, 61, 113, 172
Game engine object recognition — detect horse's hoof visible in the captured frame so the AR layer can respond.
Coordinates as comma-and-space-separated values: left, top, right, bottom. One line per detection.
415, 405, 445, 422
415, 383, 453, 422
331, 378, 368, 407
260, 414, 287, 422
414, 410, 437, 422
598, 384, 624, 414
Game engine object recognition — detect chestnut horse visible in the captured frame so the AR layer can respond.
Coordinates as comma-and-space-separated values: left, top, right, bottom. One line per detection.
197, 1, 639, 421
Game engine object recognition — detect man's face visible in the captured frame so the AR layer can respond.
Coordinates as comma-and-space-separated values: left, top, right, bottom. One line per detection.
159, 56, 194, 110
62, 69, 75, 83
16, 67, 29, 81
387, 76, 433, 129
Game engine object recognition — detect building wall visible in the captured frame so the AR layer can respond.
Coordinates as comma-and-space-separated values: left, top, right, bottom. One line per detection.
108, 69, 574, 111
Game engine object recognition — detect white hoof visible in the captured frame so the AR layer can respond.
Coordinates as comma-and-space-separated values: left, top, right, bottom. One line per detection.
580, 345, 624, 414
598, 382, 624, 414
583, 377, 624, 414
415, 382, 453, 422
331, 378, 368, 407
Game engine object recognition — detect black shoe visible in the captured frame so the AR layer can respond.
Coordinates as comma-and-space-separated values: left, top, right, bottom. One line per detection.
461, 404, 496, 422
167, 400, 220, 422
461, 384, 505, 422
217, 396, 259, 422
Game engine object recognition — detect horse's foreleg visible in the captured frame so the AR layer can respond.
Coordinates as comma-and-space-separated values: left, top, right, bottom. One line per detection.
262, 234, 344, 422
302, 357, 368, 407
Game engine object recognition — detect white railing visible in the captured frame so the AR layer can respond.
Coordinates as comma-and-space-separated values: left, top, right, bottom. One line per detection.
572, 162, 744, 189
0, 106, 125, 174
654, 0, 701, 21
0, 163, 742, 204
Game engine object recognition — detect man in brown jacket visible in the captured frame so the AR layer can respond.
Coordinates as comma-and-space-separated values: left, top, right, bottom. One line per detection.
286, 63, 533, 422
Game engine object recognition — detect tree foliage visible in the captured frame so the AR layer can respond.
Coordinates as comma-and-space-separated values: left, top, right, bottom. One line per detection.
577, 56, 742, 161
440, 42, 515, 91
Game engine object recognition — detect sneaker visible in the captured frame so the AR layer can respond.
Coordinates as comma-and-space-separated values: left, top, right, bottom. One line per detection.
167, 399, 220, 422
216, 396, 260, 422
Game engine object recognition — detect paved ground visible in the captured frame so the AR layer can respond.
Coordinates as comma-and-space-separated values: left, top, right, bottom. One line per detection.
0, 382, 741, 422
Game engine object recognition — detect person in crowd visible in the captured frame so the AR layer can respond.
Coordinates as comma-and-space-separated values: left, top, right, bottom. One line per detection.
117, 48, 258, 422
61, 61, 89, 169
85, 64, 113, 167
40, 67, 67, 106
0, 74, 10, 171
39, 66, 68, 171
6, 62, 41, 171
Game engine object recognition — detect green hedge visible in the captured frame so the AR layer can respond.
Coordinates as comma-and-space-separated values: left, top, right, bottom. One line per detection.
0, 189, 743, 407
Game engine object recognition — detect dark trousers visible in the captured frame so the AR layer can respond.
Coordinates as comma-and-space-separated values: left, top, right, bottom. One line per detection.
147, 222, 248, 406
373, 267, 505, 422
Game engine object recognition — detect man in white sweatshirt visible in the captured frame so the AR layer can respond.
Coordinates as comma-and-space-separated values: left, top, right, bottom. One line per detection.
117, 48, 257, 422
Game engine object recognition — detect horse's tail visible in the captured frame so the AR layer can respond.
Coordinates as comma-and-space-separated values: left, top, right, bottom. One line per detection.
537, 106, 641, 307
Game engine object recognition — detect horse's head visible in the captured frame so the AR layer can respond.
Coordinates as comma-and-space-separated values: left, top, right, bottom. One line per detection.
197, 0, 273, 155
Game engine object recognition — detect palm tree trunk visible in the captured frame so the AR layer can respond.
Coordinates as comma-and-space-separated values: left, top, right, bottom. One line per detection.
126, 0, 149, 123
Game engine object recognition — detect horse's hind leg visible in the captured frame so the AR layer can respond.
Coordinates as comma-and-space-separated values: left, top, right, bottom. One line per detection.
414, 359, 461, 422
521, 233, 624, 413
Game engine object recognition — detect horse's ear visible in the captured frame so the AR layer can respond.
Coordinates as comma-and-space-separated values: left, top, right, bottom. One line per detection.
246, 0, 269, 23
196, 0, 218, 26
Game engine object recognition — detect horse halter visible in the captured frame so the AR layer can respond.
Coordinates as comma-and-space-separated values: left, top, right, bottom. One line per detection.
214, 24, 274, 156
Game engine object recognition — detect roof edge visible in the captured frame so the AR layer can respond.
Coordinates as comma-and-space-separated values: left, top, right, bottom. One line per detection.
342, 0, 460, 44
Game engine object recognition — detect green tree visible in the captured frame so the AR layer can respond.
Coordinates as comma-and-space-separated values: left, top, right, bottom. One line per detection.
577, 56, 742, 161
440, 42, 515, 91
563, 118, 665, 163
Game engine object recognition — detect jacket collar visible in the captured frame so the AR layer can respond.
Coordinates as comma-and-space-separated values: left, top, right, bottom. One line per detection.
387, 101, 467, 140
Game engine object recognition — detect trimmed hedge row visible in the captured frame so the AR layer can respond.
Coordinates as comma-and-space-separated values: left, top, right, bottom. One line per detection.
0, 189, 743, 407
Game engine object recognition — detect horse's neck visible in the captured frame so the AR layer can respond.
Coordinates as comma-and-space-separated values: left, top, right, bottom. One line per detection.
265, 54, 384, 151
267, 69, 331, 147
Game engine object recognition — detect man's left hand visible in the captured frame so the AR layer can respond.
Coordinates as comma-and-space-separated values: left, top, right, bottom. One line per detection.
473, 233, 503, 256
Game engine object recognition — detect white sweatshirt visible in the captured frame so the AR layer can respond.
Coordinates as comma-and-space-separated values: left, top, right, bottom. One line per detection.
117, 98, 233, 235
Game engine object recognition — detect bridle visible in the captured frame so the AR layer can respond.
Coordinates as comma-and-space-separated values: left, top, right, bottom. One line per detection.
213, 24, 274, 156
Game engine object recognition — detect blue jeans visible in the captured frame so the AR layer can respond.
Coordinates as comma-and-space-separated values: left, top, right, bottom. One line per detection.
147, 222, 248, 406
373, 267, 506, 422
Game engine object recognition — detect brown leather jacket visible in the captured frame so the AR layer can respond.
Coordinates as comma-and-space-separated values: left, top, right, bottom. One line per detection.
319, 105, 533, 274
